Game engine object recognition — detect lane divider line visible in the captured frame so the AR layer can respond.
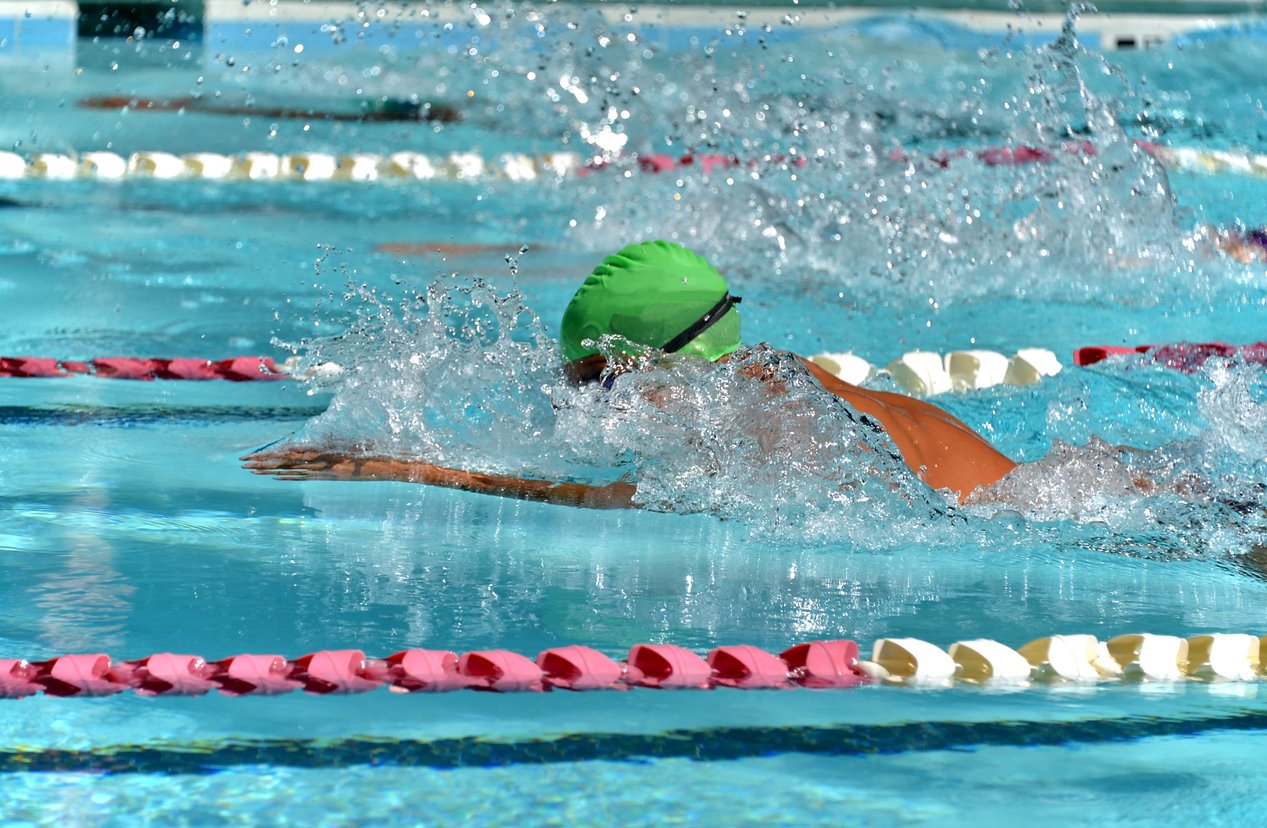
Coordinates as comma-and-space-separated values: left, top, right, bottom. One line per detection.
0, 150, 588, 183
3, 142, 1267, 184
810, 347, 1062, 396
2, 633, 1263, 698
1075, 341, 1267, 371
3, 342, 1259, 393
0, 349, 1057, 395
0, 356, 289, 381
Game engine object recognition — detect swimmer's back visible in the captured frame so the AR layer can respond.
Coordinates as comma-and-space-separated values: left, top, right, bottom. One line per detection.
800, 357, 1017, 501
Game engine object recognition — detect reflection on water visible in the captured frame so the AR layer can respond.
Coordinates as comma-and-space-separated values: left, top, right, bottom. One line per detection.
26, 490, 136, 653
206, 481, 1266, 656
7, 462, 1263, 659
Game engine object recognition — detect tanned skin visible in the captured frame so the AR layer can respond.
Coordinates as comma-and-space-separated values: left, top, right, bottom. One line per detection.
244, 449, 639, 509
797, 358, 1016, 499
245, 351, 1017, 507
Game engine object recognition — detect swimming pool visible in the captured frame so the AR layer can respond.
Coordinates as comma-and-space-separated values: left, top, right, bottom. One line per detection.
2, 2, 1267, 823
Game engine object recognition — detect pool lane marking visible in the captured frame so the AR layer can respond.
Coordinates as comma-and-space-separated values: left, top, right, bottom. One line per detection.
3, 706, 1267, 775
8, 636, 1265, 699
0, 405, 329, 427
4, 143, 1267, 184
0, 355, 288, 381
4, 343, 1258, 399
1, 349, 1065, 397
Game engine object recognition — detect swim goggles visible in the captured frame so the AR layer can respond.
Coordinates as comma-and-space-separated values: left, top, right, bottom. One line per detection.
661, 292, 742, 354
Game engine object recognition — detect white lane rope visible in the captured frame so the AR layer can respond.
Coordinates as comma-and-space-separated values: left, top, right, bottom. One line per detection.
4, 144, 1267, 184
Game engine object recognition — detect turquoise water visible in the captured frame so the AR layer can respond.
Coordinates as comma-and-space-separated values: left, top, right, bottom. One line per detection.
2, 6, 1267, 824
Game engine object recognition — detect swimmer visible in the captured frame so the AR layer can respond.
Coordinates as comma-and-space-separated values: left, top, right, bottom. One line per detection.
77, 95, 462, 123
245, 241, 1020, 508
1014, 211, 1267, 265
1199, 224, 1267, 264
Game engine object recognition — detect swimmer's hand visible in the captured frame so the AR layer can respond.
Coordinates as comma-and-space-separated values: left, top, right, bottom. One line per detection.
242, 448, 638, 510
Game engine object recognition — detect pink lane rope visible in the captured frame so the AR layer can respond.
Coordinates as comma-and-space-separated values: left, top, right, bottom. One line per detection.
1074, 341, 1267, 371
583, 152, 807, 176
8, 341, 1260, 384
887, 139, 1105, 169
0, 641, 865, 698
585, 140, 1136, 178
0, 356, 286, 381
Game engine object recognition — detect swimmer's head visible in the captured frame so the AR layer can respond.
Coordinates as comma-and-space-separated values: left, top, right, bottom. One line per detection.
560, 240, 742, 365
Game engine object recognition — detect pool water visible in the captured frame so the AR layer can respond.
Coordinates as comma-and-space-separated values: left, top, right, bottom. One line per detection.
2, 5, 1267, 824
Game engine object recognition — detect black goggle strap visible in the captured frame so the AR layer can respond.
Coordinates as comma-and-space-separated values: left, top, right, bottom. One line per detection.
661, 292, 742, 354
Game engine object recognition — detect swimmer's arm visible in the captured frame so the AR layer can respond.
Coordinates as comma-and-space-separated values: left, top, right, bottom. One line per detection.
242, 448, 637, 510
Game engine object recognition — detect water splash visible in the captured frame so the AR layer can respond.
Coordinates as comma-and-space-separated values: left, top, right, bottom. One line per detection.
546, 7, 1229, 308
971, 358, 1267, 559
556, 343, 946, 538
227, 4, 1267, 557
277, 278, 954, 544
1197, 358, 1267, 462
287, 275, 562, 471
272, 274, 1267, 560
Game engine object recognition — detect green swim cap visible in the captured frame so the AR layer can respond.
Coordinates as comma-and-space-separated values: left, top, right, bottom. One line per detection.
560, 240, 742, 363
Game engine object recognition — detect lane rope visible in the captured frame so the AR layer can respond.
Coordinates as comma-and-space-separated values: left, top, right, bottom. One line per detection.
1, 142, 1265, 184
0, 355, 289, 381
3, 342, 1256, 391
0, 149, 588, 183
810, 347, 1062, 396
0, 349, 1058, 395
1075, 341, 1267, 371
2, 633, 1262, 698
